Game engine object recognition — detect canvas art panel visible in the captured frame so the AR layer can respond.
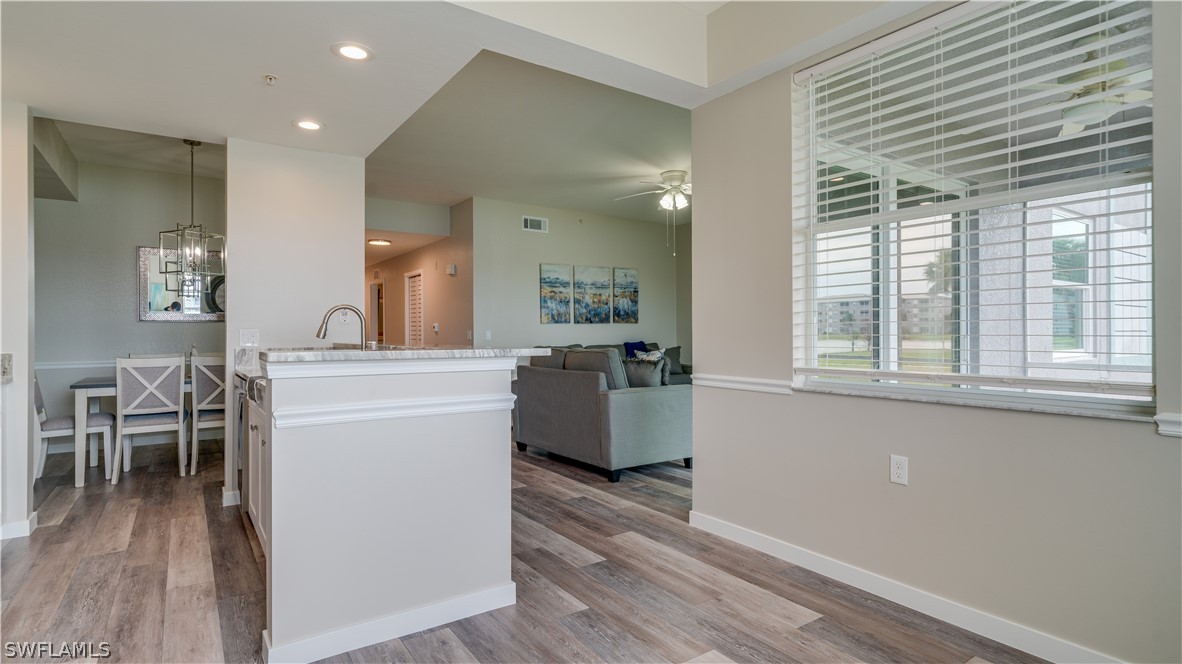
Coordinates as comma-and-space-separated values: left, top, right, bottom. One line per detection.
574, 265, 612, 324
612, 267, 638, 323
539, 263, 572, 324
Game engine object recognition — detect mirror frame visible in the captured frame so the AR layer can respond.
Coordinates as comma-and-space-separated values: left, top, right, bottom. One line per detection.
137, 246, 225, 322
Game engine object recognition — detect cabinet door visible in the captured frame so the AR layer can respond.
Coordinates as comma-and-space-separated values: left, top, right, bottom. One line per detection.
246, 402, 263, 536
259, 425, 271, 557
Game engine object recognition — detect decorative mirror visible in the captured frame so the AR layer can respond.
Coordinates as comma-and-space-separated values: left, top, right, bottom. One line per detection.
137, 246, 225, 322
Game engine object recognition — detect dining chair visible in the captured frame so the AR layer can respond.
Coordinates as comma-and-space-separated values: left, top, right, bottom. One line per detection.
189, 352, 226, 475
32, 374, 116, 480
110, 354, 187, 484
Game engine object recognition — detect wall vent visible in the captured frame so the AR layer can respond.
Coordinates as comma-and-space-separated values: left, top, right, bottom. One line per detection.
522, 216, 549, 233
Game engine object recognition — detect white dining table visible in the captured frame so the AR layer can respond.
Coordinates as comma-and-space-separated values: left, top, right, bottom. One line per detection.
68, 376, 190, 487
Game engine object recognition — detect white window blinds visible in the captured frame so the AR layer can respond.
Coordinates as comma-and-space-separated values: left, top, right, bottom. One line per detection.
792, 0, 1154, 405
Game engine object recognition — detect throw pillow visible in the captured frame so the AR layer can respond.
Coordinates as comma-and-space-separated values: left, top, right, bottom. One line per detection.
663, 346, 684, 374
634, 350, 671, 385
623, 340, 648, 358
622, 358, 663, 388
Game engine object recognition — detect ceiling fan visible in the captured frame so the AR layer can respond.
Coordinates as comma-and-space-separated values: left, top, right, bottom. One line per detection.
1029, 31, 1152, 137
615, 170, 692, 210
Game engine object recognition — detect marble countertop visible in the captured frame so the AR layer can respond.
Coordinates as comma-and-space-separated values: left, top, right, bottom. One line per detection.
258, 345, 547, 363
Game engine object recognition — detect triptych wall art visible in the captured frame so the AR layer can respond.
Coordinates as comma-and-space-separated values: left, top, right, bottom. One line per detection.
539, 264, 638, 324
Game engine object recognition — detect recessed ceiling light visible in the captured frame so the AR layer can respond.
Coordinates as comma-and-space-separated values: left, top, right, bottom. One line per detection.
919, 201, 934, 206
294, 119, 323, 131
830, 176, 845, 182
367, 238, 392, 246
332, 42, 374, 61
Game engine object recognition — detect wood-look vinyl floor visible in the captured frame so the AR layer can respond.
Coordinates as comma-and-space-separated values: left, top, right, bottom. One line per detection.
1, 442, 1043, 664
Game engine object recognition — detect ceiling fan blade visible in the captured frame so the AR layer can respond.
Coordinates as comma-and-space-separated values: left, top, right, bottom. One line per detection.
1118, 90, 1153, 103
614, 190, 665, 201
1059, 122, 1086, 137
681, 183, 692, 194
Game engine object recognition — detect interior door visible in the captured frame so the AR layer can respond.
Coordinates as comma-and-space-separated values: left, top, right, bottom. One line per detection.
407, 272, 423, 346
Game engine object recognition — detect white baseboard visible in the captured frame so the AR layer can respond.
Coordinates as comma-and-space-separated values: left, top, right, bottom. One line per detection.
222, 489, 241, 507
263, 582, 516, 664
1, 512, 38, 540
688, 511, 1119, 664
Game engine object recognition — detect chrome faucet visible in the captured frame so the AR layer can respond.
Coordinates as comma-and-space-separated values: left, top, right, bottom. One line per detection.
315, 304, 369, 349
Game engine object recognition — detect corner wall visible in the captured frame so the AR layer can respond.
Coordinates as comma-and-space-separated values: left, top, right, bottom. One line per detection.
689, 6, 1182, 662
1, 102, 34, 537
471, 197, 685, 351
222, 138, 364, 502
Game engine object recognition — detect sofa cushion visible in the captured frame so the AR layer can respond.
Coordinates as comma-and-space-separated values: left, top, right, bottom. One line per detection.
623, 340, 648, 358
635, 350, 671, 386
530, 347, 567, 369
565, 348, 628, 390
667, 373, 693, 385
664, 346, 685, 374
622, 358, 664, 387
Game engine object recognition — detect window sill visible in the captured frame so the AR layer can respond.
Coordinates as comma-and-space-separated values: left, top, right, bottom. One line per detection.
793, 380, 1157, 425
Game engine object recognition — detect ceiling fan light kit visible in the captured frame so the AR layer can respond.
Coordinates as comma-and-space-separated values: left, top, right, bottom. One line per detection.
614, 169, 692, 256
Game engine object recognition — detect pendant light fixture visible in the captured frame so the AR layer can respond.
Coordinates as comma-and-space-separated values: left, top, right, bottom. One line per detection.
160, 139, 224, 303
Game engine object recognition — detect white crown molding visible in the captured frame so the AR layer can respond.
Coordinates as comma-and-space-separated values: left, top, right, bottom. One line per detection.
689, 511, 1120, 664
692, 373, 793, 395
1155, 412, 1182, 437
261, 356, 519, 379
262, 582, 515, 664
272, 393, 517, 429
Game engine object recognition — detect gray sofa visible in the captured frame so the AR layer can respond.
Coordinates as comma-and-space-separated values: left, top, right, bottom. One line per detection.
513, 346, 692, 482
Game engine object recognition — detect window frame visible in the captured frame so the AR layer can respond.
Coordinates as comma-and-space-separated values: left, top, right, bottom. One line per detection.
791, 0, 1156, 420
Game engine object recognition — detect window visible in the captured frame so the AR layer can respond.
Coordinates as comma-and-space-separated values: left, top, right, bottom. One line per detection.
793, 0, 1154, 414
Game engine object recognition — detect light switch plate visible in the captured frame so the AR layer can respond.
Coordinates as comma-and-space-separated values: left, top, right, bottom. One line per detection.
240, 329, 260, 347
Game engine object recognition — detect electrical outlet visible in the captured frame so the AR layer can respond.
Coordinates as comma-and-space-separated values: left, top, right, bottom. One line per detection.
339, 310, 349, 323
432, 323, 440, 334
467, 330, 473, 341
485, 330, 492, 341
240, 329, 259, 347
890, 454, 909, 486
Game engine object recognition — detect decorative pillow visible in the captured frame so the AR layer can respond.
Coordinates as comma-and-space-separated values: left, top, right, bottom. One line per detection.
663, 346, 684, 374
623, 340, 648, 358
634, 350, 671, 385
622, 358, 663, 388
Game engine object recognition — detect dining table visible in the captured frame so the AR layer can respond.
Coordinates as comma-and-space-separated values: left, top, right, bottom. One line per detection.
68, 375, 191, 487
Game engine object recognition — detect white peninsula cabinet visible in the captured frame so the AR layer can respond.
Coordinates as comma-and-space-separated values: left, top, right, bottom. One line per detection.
251, 346, 545, 664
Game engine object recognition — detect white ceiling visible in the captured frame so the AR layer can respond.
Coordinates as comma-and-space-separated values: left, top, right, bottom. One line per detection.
53, 121, 226, 179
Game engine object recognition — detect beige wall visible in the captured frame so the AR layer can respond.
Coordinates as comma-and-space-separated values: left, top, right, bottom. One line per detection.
471, 197, 685, 352
367, 199, 474, 347
33, 162, 226, 415
224, 139, 364, 353
1, 102, 35, 534
365, 197, 450, 236
690, 4, 1182, 661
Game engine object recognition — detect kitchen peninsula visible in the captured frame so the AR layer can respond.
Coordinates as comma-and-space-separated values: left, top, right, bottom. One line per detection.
246, 345, 546, 663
